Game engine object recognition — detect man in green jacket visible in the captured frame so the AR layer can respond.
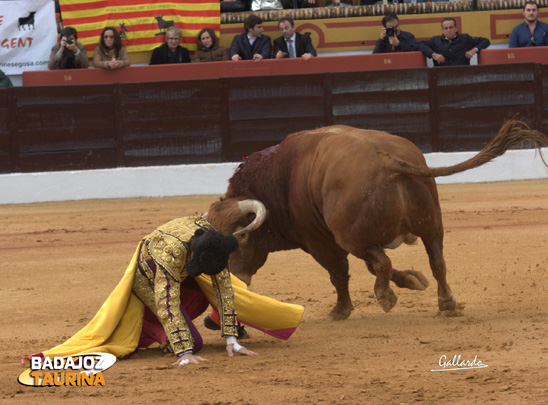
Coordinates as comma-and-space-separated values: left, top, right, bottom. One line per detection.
0, 70, 13, 88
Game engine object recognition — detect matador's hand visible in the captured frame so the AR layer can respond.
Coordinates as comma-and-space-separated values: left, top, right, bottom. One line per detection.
172, 353, 208, 366
226, 343, 259, 357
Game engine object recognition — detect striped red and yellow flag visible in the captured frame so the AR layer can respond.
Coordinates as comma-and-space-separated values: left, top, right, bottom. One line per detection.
59, 0, 220, 56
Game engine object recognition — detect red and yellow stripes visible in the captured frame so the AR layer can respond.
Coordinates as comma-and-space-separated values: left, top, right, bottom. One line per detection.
59, 0, 220, 56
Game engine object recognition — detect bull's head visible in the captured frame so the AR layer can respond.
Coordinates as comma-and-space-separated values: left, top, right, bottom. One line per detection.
206, 199, 268, 285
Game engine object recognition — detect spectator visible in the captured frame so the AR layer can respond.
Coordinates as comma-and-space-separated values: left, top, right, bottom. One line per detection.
279, 0, 316, 8
221, 0, 250, 12
418, 17, 490, 66
230, 15, 272, 62
273, 17, 316, 61
149, 26, 191, 65
373, 13, 418, 54
48, 27, 90, 70
0, 69, 13, 88
93, 27, 130, 70
193, 28, 230, 62
509, 1, 548, 48
338, 0, 361, 5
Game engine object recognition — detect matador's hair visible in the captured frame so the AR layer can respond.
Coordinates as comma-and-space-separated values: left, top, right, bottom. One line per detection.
185, 228, 238, 277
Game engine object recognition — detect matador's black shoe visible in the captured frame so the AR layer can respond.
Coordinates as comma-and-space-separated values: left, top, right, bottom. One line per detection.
236, 322, 247, 339
203, 315, 248, 339
203, 315, 221, 331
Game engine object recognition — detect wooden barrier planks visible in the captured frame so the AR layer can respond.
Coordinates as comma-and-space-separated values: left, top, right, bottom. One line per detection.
225, 74, 326, 161
2, 62, 547, 174
117, 80, 224, 166
10, 85, 117, 172
0, 89, 11, 173
431, 63, 540, 152
330, 68, 432, 151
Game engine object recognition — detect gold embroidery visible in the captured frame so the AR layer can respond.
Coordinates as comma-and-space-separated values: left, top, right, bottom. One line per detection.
132, 215, 238, 352
133, 270, 156, 311
145, 217, 210, 281
154, 269, 194, 355
212, 269, 237, 337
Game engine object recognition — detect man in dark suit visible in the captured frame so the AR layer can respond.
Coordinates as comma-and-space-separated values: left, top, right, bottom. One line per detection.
230, 15, 271, 63
273, 17, 317, 61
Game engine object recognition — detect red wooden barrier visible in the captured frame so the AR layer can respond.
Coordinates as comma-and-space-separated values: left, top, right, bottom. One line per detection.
478, 47, 548, 65
22, 52, 426, 86
4, 62, 545, 174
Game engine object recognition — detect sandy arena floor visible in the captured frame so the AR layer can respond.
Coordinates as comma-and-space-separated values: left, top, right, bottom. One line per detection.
2, 179, 548, 404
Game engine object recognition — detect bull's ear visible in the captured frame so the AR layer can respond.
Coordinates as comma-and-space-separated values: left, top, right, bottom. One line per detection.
233, 226, 249, 244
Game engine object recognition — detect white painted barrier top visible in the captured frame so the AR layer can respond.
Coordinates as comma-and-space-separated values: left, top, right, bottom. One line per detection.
2, 149, 547, 205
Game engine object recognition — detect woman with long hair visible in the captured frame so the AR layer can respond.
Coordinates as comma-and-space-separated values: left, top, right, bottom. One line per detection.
193, 28, 229, 63
93, 26, 130, 69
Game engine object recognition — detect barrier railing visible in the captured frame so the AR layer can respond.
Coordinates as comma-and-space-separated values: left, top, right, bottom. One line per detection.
478, 47, 548, 65
1, 61, 545, 174
22, 52, 427, 86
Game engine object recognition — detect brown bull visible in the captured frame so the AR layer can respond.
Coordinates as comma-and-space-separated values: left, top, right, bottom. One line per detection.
206, 120, 548, 320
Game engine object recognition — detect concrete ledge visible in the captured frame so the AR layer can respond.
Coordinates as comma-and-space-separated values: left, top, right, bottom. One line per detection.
2, 148, 547, 205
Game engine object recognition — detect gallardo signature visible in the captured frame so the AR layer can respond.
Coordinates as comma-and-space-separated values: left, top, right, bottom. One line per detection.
431, 355, 488, 372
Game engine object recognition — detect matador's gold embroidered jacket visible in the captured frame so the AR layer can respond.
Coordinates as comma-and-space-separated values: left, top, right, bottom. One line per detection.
132, 216, 237, 355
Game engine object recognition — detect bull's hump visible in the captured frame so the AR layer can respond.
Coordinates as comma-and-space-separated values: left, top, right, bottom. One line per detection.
237, 144, 280, 170
259, 144, 280, 157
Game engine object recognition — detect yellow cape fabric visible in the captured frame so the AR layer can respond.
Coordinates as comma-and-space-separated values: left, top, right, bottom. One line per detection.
195, 274, 303, 333
37, 242, 304, 359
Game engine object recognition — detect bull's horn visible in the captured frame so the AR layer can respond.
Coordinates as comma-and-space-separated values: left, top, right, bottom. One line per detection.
233, 200, 267, 235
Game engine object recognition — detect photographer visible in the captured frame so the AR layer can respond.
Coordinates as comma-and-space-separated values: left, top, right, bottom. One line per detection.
48, 27, 90, 70
373, 13, 418, 54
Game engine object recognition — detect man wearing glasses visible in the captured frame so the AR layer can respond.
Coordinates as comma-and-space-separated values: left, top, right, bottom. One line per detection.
373, 13, 418, 54
509, 1, 548, 48
150, 26, 191, 65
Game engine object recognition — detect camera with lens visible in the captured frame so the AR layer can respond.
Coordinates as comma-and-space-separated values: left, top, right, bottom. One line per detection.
65, 38, 74, 45
385, 27, 396, 37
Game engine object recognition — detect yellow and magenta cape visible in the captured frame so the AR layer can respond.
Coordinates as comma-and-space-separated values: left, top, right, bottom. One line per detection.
29, 242, 304, 360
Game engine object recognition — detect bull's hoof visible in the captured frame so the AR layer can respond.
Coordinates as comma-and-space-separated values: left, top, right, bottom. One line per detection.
376, 288, 398, 312
400, 270, 429, 291
438, 294, 457, 311
326, 305, 353, 321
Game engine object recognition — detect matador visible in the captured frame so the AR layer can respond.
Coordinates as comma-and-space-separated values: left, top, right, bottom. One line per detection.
25, 215, 304, 367
133, 216, 254, 364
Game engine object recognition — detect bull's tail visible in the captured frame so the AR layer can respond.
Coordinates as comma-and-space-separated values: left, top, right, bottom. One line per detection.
382, 119, 548, 178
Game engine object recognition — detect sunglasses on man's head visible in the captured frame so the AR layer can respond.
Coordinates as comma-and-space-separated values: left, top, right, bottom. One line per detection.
104, 35, 114, 39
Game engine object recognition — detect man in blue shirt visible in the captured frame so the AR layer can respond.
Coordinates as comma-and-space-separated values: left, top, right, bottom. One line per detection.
418, 17, 490, 66
509, 1, 548, 48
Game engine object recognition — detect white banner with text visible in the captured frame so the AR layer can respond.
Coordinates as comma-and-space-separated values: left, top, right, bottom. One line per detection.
0, 0, 57, 75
